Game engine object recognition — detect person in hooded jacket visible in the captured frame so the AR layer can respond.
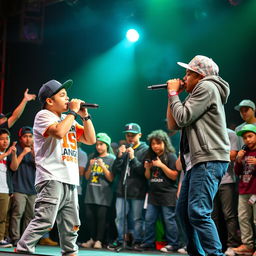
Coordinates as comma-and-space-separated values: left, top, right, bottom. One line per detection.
166, 55, 230, 256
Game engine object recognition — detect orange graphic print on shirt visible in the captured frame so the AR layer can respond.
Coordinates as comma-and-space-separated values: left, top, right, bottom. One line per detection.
61, 124, 84, 163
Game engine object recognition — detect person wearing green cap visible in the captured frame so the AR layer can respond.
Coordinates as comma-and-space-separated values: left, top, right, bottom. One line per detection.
232, 124, 256, 256
82, 132, 115, 249
234, 99, 256, 149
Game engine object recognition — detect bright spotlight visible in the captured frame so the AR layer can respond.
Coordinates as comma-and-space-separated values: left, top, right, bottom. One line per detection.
126, 29, 140, 42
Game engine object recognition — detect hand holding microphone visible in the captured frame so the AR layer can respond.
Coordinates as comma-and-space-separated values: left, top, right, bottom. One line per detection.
167, 79, 185, 94
69, 99, 99, 119
148, 79, 185, 94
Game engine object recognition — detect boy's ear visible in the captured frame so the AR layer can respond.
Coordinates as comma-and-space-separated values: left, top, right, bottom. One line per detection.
45, 97, 54, 106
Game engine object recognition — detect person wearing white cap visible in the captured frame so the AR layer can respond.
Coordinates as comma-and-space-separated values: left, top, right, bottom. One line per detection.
166, 55, 230, 256
234, 99, 256, 149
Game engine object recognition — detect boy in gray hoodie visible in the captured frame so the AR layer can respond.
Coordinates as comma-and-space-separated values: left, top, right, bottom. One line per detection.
166, 55, 230, 256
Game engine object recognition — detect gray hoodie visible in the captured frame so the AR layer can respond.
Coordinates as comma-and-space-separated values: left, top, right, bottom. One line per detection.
169, 75, 230, 168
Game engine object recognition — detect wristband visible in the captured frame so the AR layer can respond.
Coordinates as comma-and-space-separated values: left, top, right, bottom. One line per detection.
168, 91, 178, 98
80, 114, 91, 121
67, 110, 77, 118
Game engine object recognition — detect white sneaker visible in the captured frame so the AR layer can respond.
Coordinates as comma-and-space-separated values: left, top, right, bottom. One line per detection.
94, 240, 102, 249
225, 247, 235, 256
177, 246, 188, 254
81, 238, 94, 248
160, 245, 176, 253
0, 239, 13, 248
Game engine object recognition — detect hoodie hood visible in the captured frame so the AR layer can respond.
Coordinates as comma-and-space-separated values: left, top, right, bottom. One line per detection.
201, 75, 230, 104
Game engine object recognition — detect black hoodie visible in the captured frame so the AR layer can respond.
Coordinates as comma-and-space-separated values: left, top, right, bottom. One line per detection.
113, 141, 148, 199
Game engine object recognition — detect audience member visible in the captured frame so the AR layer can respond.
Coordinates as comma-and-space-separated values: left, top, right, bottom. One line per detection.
0, 128, 18, 248
9, 127, 36, 246
108, 123, 148, 250
212, 128, 241, 256
233, 124, 256, 256
82, 133, 115, 249
0, 89, 36, 129
135, 130, 179, 253
234, 100, 256, 149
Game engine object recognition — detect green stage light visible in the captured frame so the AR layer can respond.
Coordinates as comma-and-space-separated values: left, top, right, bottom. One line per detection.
126, 29, 140, 42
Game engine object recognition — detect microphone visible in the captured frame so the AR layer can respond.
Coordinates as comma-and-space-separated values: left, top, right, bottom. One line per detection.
80, 103, 99, 109
147, 83, 184, 90
126, 143, 134, 148
242, 145, 248, 151
147, 84, 167, 90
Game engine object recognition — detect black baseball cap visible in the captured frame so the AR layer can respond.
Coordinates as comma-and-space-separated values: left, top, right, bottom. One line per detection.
38, 79, 73, 105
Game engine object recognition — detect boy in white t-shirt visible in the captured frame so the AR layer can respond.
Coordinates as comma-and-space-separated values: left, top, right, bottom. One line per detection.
16, 79, 96, 256
0, 128, 18, 247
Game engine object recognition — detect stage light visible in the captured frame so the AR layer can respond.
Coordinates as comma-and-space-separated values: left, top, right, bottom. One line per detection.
126, 29, 140, 42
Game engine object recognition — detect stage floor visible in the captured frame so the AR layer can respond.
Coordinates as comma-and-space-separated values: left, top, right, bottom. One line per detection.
0, 245, 183, 255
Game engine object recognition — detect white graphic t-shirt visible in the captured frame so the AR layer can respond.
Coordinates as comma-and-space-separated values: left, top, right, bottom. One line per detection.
33, 110, 84, 186
0, 152, 9, 193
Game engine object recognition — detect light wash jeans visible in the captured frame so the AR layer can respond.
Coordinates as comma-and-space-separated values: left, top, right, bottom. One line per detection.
115, 197, 144, 243
176, 161, 228, 256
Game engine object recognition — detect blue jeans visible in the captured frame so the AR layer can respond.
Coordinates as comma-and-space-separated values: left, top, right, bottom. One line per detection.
176, 161, 228, 256
143, 204, 179, 248
115, 197, 144, 243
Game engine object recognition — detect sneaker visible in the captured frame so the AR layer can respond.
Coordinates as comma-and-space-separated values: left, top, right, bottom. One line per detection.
225, 247, 235, 256
160, 245, 177, 253
107, 241, 122, 251
94, 240, 102, 249
132, 242, 141, 250
39, 237, 58, 246
177, 246, 187, 254
0, 239, 12, 248
232, 244, 254, 255
81, 238, 95, 248
133, 243, 155, 251
14, 248, 32, 254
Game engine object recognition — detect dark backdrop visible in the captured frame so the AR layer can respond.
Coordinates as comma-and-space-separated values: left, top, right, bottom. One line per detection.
2, 0, 256, 152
